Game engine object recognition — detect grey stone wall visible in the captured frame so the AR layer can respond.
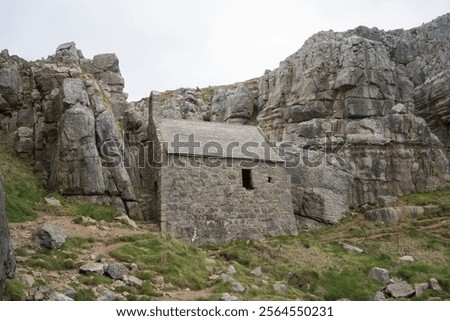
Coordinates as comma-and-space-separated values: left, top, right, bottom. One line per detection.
159, 155, 298, 244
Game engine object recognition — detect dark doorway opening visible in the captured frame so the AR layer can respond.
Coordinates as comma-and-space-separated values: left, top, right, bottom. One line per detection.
242, 169, 253, 190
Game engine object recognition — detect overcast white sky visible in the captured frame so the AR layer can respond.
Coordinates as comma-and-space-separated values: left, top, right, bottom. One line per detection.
1, 0, 449, 101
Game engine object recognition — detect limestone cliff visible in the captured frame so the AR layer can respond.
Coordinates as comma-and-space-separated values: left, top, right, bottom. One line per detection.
0, 43, 141, 218
1, 14, 449, 229
148, 13, 450, 228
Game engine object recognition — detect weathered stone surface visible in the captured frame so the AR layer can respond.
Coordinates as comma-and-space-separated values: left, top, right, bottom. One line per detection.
386, 280, 415, 298
251, 267, 262, 277
0, 42, 138, 218
52, 283, 77, 299
372, 291, 386, 301
221, 292, 239, 301
273, 282, 288, 293
32, 223, 67, 249
429, 278, 442, 291
93, 53, 120, 73
0, 169, 15, 300
220, 273, 246, 294
342, 243, 364, 253
399, 255, 415, 262
96, 286, 118, 301
49, 291, 74, 301
115, 215, 138, 229
18, 274, 35, 288
154, 275, 164, 286
227, 265, 236, 276
106, 263, 129, 280
44, 197, 62, 207
232, 281, 246, 294
369, 267, 390, 284
123, 275, 143, 288
414, 283, 429, 296
79, 262, 106, 275
364, 206, 424, 224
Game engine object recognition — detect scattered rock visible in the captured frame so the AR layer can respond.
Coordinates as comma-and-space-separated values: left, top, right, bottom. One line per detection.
251, 266, 262, 277
227, 265, 236, 275
221, 292, 239, 301
337, 298, 350, 301
414, 283, 429, 296
209, 274, 220, 281
129, 263, 139, 272
220, 273, 245, 293
369, 267, 390, 284
154, 275, 165, 286
205, 258, 216, 265
53, 284, 77, 299
273, 282, 288, 293
232, 281, 246, 294
399, 255, 415, 262
81, 216, 97, 225
123, 275, 142, 289
106, 263, 129, 280
79, 262, 106, 275
32, 223, 67, 249
386, 280, 415, 298
342, 243, 364, 253
429, 278, 442, 291
115, 215, 138, 229
44, 197, 62, 207
34, 286, 51, 301
96, 286, 118, 301
112, 280, 125, 288
18, 274, 35, 288
89, 252, 103, 262
373, 291, 386, 301
49, 291, 74, 301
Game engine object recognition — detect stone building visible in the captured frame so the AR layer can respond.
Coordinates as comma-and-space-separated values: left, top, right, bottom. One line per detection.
148, 92, 298, 244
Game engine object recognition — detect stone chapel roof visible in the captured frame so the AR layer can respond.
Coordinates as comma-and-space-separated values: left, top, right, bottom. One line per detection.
157, 118, 284, 162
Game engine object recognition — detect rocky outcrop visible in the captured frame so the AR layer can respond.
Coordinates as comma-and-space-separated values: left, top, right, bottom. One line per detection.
149, 13, 450, 228
1, 14, 449, 230
0, 42, 139, 217
0, 169, 15, 300
254, 16, 450, 226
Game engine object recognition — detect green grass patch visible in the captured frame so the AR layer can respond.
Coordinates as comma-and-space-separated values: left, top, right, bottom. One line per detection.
110, 234, 209, 290
74, 288, 96, 301
402, 188, 450, 207
4, 278, 26, 300
64, 237, 96, 250
24, 249, 77, 271
0, 131, 43, 222
78, 274, 113, 286
320, 269, 380, 300
70, 202, 116, 222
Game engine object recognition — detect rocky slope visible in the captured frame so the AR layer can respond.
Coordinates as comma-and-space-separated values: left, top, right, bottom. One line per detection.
0, 169, 15, 300
1, 14, 450, 230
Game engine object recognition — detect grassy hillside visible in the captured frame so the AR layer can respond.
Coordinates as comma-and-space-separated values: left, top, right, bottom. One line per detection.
0, 131, 43, 222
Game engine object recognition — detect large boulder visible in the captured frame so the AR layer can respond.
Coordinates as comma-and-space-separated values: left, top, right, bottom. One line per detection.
32, 223, 67, 249
0, 169, 16, 300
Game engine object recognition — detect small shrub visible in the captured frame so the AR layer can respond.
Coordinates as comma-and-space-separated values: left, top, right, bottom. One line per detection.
74, 288, 95, 301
